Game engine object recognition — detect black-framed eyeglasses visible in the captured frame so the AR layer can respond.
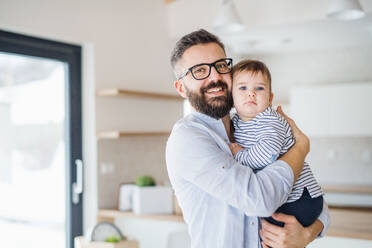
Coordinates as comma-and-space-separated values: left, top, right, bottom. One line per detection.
177, 58, 233, 80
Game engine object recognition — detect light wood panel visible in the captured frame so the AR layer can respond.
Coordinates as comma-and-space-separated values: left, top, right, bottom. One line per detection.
97, 131, 170, 139
98, 209, 184, 223
164, 0, 176, 4
322, 185, 372, 195
96, 88, 182, 100
327, 207, 372, 240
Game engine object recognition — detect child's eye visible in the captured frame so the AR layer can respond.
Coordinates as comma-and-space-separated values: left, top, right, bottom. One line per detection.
256, 87, 265, 91
239, 86, 247, 90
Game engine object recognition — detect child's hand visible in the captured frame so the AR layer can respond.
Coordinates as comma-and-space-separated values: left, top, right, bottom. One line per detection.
229, 143, 243, 155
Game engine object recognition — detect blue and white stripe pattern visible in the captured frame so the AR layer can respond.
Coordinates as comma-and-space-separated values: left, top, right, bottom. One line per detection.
232, 106, 323, 203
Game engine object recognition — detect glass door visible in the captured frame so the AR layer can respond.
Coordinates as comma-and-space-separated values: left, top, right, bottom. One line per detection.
0, 30, 82, 248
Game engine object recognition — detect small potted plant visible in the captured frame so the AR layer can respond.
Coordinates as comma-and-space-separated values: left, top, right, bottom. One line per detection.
132, 175, 173, 215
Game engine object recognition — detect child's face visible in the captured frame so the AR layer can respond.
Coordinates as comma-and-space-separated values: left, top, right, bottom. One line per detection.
232, 71, 273, 121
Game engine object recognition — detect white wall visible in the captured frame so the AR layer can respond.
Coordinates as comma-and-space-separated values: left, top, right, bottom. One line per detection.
245, 47, 372, 187
0, 0, 175, 92
0, 0, 181, 233
241, 46, 372, 102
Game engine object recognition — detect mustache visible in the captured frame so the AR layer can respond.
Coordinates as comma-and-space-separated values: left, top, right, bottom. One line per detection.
201, 80, 228, 93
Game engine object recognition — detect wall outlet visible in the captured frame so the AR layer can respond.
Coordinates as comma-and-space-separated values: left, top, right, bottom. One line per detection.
100, 162, 115, 175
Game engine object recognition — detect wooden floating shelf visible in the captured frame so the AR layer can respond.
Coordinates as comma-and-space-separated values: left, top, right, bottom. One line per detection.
97, 131, 170, 139
328, 207, 372, 240
164, 0, 175, 4
322, 184, 372, 195
96, 88, 182, 100
97, 209, 184, 223
97, 208, 372, 240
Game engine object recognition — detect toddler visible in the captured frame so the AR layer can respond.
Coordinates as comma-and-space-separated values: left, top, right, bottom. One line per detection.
229, 59, 324, 227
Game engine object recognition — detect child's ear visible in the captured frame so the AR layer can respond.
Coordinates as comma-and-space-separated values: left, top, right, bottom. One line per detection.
269, 93, 274, 106
174, 80, 187, 98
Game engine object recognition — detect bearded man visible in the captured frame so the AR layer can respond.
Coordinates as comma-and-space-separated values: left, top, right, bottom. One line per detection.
166, 29, 329, 248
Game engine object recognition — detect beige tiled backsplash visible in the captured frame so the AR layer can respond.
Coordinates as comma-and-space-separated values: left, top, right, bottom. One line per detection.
98, 135, 372, 208
307, 137, 372, 186
98, 135, 170, 209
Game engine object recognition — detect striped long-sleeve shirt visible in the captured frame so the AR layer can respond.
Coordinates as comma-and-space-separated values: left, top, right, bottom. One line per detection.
232, 106, 323, 202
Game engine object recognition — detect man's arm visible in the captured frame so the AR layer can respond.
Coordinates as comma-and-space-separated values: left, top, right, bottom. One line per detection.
166, 107, 309, 217
166, 121, 293, 217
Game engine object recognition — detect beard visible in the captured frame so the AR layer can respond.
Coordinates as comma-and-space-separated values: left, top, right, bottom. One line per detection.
185, 80, 233, 119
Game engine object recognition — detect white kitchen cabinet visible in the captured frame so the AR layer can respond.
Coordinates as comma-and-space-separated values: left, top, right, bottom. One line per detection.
290, 83, 372, 137
308, 236, 372, 248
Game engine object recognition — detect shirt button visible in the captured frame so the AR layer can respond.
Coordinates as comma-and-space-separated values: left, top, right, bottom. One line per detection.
250, 221, 255, 226
222, 165, 225, 169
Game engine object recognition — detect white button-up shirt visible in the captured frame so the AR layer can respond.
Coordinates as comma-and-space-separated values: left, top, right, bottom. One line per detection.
166, 111, 330, 248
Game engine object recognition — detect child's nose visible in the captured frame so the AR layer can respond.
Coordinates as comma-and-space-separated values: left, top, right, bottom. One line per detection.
247, 90, 256, 97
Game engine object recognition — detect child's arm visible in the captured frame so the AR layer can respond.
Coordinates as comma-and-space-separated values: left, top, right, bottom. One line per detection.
234, 119, 287, 170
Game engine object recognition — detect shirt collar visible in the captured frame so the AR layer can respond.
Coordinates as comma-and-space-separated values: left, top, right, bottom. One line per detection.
190, 109, 224, 124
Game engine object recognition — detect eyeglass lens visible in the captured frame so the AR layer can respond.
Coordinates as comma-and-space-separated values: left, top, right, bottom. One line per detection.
191, 59, 232, 80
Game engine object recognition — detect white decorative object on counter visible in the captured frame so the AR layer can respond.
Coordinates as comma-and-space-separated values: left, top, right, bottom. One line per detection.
90, 222, 123, 242
132, 186, 173, 215
118, 184, 136, 211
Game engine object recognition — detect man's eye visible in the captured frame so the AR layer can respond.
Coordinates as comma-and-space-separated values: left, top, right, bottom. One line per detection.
256, 87, 264, 91
216, 63, 227, 69
239, 86, 247, 90
194, 67, 206, 74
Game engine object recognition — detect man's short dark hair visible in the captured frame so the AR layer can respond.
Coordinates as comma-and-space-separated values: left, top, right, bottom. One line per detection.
170, 29, 225, 70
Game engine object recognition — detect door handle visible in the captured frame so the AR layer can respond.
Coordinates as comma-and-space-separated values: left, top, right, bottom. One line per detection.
72, 159, 83, 205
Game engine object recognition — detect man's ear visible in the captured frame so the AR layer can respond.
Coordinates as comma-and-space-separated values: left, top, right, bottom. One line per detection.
269, 93, 274, 106
174, 80, 187, 98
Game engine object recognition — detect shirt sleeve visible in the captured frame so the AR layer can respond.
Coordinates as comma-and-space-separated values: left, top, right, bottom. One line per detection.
317, 200, 330, 238
234, 118, 286, 170
166, 123, 294, 217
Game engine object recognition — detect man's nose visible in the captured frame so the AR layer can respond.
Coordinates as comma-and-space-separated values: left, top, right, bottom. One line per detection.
208, 66, 223, 81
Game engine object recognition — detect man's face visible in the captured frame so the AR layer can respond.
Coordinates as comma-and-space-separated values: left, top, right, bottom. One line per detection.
174, 43, 233, 119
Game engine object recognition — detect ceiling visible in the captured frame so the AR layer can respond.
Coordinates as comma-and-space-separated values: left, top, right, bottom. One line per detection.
166, 0, 372, 55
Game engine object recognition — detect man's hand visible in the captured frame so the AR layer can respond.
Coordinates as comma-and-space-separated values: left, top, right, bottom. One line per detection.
260, 213, 323, 248
229, 142, 243, 155
260, 213, 310, 248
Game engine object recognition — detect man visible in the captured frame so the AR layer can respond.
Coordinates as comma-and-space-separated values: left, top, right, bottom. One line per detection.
166, 29, 329, 248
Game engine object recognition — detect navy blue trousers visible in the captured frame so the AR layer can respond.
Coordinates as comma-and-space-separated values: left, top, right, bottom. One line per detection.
265, 187, 323, 227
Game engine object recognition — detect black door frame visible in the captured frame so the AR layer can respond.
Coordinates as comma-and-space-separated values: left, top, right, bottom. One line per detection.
0, 30, 83, 248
